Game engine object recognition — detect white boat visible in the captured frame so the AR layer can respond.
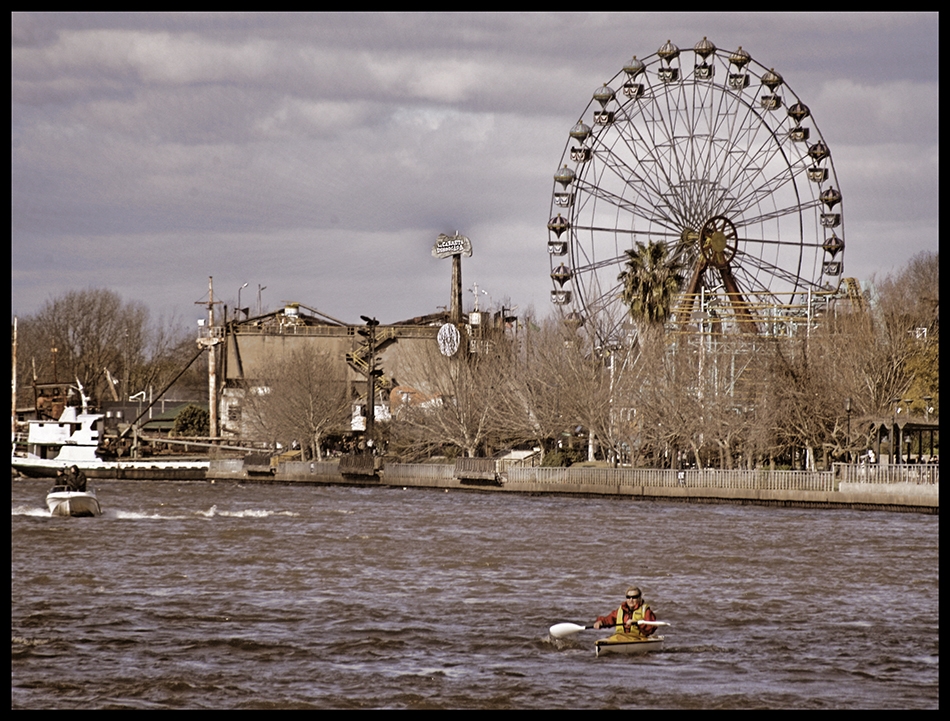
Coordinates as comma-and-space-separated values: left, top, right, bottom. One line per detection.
12, 406, 209, 480
46, 485, 102, 517
594, 632, 664, 657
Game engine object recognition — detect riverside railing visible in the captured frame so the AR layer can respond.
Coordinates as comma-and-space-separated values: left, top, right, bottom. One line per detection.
382, 463, 455, 482
835, 463, 939, 486
505, 466, 838, 492
207, 456, 937, 494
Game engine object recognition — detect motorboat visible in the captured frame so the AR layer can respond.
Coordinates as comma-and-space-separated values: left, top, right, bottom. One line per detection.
12, 405, 209, 480
45, 485, 102, 517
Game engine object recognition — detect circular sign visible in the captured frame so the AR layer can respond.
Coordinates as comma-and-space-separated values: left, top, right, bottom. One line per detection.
437, 323, 461, 356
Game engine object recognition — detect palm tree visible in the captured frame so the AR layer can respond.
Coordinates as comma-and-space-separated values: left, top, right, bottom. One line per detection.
617, 240, 685, 331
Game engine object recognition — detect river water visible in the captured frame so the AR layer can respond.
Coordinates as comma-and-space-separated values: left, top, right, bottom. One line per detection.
11, 478, 939, 709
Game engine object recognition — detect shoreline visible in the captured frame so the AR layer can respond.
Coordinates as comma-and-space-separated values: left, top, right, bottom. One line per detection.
13, 460, 938, 515
214, 460, 939, 515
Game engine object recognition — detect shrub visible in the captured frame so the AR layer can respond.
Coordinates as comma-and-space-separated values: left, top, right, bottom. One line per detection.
173, 405, 209, 437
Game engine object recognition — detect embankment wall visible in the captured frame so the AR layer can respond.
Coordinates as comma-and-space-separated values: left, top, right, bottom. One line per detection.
206, 460, 938, 514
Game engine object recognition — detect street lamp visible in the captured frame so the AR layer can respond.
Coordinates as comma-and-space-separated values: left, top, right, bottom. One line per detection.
237, 282, 248, 319
845, 397, 852, 462
889, 397, 902, 464
469, 282, 489, 312
893, 398, 914, 464
359, 315, 381, 455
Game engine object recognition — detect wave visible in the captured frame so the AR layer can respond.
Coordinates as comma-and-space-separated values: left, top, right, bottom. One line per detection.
11, 506, 300, 520
194, 505, 300, 518
11, 506, 50, 517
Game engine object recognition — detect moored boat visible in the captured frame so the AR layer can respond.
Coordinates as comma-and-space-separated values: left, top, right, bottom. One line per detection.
46, 485, 102, 517
12, 405, 210, 480
594, 632, 664, 657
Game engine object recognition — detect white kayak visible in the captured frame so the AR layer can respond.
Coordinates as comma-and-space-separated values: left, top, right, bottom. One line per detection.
594, 632, 664, 657
549, 621, 670, 656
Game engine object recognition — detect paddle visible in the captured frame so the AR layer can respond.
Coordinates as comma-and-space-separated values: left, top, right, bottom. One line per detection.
549, 620, 670, 638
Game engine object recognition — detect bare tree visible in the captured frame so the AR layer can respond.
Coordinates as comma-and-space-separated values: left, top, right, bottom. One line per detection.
390, 339, 517, 459
863, 250, 939, 414
241, 346, 349, 460
15, 288, 195, 409
502, 317, 585, 463
533, 320, 633, 465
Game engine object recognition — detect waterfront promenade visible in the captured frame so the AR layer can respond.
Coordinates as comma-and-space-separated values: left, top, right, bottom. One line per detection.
207, 458, 939, 514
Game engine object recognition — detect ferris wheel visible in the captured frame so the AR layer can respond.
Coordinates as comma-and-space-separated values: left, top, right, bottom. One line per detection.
547, 38, 845, 342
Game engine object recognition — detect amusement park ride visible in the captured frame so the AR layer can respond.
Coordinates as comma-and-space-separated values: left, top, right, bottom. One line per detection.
547, 38, 851, 345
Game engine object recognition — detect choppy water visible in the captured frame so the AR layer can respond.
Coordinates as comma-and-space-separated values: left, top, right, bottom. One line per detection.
11, 478, 939, 709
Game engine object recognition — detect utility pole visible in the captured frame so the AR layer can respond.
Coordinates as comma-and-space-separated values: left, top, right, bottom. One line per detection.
196, 276, 222, 440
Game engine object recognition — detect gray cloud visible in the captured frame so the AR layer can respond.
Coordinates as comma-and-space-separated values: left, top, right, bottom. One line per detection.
12, 12, 938, 326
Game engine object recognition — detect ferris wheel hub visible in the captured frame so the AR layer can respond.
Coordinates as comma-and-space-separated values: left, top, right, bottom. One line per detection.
700, 216, 738, 268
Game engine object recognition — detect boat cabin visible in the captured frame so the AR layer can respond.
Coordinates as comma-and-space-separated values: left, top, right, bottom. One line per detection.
24, 406, 102, 461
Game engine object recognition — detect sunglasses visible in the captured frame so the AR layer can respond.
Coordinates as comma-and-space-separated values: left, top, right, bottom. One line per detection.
626, 594, 641, 600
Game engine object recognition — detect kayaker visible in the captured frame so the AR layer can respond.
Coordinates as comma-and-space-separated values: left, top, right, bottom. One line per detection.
592, 586, 658, 636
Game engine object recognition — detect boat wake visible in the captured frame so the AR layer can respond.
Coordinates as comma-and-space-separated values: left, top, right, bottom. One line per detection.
195, 505, 300, 518
105, 506, 301, 520
11, 506, 52, 518
11, 505, 300, 520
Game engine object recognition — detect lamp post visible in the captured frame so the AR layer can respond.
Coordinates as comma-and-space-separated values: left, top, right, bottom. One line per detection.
257, 285, 267, 316
237, 282, 248, 319
922, 395, 934, 463
359, 315, 381, 455
889, 397, 902, 464
845, 397, 852, 462
129, 390, 145, 458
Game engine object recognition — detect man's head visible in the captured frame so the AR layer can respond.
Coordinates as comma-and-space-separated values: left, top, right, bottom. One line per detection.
624, 586, 643, 609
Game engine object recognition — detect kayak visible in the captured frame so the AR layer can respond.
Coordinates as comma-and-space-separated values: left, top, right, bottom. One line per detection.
594, 632, 663, 657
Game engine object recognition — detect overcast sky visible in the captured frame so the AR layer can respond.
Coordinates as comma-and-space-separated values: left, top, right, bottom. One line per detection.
12, 12, 938, 329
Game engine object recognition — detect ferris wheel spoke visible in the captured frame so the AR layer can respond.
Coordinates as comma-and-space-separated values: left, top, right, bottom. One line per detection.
615, 91, 703, 207
733, 198, 821, 228
605, 119, 687, 215
728, 248, 814, 291
706, 95, 772, 182
574, 176, 682, 231
725, 172, 803, 219
724, 143, 810, 214
738, 234, 823, 251
690, 82, 748, 187
573, 224, 682, 241
589, 155, 678, 225
716, 143, 795, 213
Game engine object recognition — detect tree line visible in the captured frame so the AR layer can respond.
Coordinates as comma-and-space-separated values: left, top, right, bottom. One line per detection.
12, 250, 938, 470
382, 249, 939, 469
13, 288, 205, 414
